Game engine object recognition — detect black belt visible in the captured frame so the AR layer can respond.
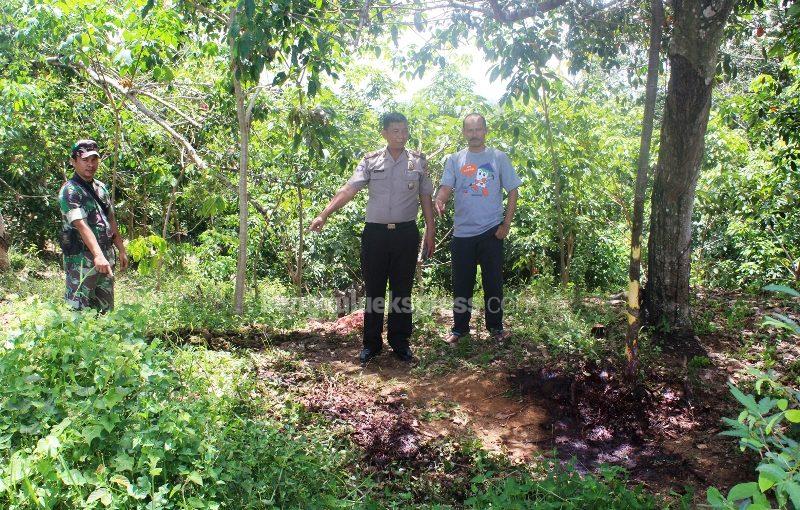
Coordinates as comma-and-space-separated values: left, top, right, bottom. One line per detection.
365, 221, 416, 230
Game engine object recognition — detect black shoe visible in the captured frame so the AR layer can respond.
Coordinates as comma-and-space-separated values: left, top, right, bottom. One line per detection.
359, 348, 381, 365
393, 347, 413, 362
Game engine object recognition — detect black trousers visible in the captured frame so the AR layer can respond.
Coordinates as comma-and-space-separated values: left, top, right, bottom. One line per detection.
360, 222, 420, 352
451, 224, 504, 336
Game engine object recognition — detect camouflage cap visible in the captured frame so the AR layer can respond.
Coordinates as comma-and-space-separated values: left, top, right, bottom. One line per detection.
71, 139, 101, 159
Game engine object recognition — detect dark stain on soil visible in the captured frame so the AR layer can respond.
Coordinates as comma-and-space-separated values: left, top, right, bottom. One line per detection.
509, 357, 754, 492
302, 380, 425, 467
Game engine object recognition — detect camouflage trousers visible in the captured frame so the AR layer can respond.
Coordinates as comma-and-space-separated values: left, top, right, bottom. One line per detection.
64, 248, 116, 312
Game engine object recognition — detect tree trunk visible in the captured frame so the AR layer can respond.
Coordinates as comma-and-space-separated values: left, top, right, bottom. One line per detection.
646, 0, 736, 339
233, 74, 249, 315
163, 152, 185, 240
625, 0, 664, 378
0, 212, 9, 271
227, 5, 252, 315
295, 181, 304, 297
540, 89, 568, 286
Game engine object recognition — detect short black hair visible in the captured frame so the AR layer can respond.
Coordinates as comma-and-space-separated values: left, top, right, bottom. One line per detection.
462, 113, 487, 129
381, 112, 408, 130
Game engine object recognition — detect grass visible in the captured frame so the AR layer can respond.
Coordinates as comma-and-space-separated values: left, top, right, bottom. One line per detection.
406, 285, 620, 377
1, 256, 337, 333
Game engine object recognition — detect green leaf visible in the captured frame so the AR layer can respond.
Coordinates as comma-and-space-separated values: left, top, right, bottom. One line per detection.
706, 487, 725, 506
61, 469, 87, 486
36, 435, 60, 457
128, 476, 151, 499
757, 463, 786, 490
765, 412, 783, 434
413, 12, 424, 31
763, 314, 800, 334
238, 34, 253, 59
758, 473, 775, 492
110, 475, 130, 489
784, 481, 800, 509
763, 284, 800, 297
187, 496, 205, 508
112, 452, 134, 472
728, 482, 759, 501
82, 425, 103, 446
777, 399, 788, 411
187, 471, 203, 486
729, 384, 760, 415
785, 410, 800, 423
22, 478, 40, 507
141, 0, 155, 18
87, 487, 112, 506
741, 438, 765, 451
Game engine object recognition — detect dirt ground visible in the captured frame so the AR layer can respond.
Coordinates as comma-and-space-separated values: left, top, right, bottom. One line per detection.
168, 290, 800, 501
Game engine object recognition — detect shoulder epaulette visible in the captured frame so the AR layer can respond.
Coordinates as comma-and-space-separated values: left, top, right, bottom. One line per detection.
408, 149, 427, 161
364, 149, 384, 160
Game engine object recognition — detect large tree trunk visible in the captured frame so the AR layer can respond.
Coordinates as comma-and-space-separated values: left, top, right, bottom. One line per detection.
646, 0, 736, 338
625, 0, 664, 378
0, 212, 9, 271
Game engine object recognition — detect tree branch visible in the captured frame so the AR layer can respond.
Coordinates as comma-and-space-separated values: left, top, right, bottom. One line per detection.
449, 0, 568, 22
45, 57, 278, 224
136, 89, 202, 128
488, 0, 568, 22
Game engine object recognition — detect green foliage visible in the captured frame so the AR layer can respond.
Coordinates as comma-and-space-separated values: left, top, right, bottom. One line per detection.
695, 45, 800, 290
1, 0, 797, 299
0, 302, 358, 508
465, 463, 657, 509
127, 235, 167, 275
708, 369, 800, 509
708, 290, 800, 510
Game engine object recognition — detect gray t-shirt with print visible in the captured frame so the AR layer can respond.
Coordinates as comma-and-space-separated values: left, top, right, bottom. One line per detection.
440, 147, 522, 238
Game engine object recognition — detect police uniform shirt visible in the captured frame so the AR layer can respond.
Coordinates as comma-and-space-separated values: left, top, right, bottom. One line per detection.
347, 148, 434, 224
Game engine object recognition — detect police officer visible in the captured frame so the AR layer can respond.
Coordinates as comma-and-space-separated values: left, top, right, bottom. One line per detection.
310, 113, 435, 364
58, 139, 128, 312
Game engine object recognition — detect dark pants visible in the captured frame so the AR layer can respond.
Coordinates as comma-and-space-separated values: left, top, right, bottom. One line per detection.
451, 224, 504, 336
361, 222, 420, 352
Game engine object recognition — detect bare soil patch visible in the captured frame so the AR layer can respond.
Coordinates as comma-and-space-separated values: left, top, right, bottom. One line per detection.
160, 289, 800, 498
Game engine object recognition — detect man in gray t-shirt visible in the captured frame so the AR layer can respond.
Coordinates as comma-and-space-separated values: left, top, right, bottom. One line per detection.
435, 113, 521, 343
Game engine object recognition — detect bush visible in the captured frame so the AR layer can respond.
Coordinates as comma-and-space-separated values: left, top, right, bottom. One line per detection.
0, 302, 356, 509
465, 463, 658, 509
707, 370, 800, 509
707, 287, 800, 510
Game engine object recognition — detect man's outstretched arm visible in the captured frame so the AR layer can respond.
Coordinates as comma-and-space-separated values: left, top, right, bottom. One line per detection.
309, 184, 359, 232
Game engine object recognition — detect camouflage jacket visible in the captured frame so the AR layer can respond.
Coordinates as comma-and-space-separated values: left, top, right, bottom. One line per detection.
58, 177, 115, 251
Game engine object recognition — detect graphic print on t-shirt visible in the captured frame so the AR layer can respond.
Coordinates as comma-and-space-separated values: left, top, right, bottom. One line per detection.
460, 162, 495, 197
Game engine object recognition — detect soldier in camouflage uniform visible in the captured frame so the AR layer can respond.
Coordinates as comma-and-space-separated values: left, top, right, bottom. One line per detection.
58, 140, 128, 312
